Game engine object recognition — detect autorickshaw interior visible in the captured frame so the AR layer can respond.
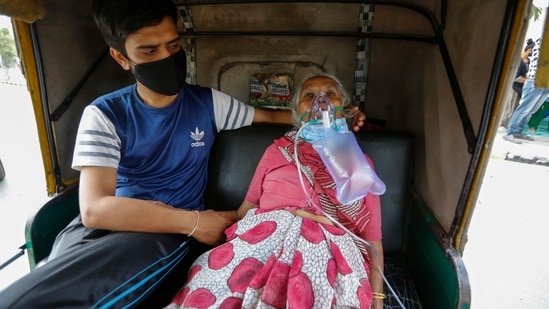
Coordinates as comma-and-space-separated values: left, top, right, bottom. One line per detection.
1, 0, 545, 308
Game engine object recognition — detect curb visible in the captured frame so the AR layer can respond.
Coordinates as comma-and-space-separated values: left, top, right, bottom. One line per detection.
492, 131, 549, 167
0, 81, 26, 87
505, 153, 549, 166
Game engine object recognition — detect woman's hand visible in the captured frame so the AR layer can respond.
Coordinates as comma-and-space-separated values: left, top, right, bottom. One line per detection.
292, 209, 333, 225
216, 201, 257, 224
371, 297, 385, 309
236, 201, 256, 220
367, 240, 385, 309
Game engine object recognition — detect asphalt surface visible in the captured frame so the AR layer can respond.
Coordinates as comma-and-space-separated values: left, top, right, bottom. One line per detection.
0, 80, 48, 290
463, 128, 549, 308
493, 120, 549, 164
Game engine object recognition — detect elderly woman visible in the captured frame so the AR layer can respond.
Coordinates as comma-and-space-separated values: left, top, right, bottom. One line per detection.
168, 73, 385, 309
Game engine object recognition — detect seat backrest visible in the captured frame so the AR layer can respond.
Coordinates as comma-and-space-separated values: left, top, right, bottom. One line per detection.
24, 185, 80, 268
24, 124, 413, 267
204, 124, 413, 254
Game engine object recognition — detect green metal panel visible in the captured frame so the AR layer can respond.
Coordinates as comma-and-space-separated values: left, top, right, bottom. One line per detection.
406, 195, 471, 309
24, 186, 80, 269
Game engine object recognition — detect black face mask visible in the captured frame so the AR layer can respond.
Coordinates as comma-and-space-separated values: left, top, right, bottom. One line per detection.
130, 49, 187, 96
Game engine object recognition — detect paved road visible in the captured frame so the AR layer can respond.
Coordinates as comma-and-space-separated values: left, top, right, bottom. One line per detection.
463, 131, 549, 308
492, 126, 549, 165
0, 82, 48, 290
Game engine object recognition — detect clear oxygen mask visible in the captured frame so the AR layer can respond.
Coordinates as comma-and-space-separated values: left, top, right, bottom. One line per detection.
297, 91, 386, 204
299, 92, 345, 142
307, 92, 335, 128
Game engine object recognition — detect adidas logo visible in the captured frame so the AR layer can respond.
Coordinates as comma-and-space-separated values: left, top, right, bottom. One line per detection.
190, 127, 205, 147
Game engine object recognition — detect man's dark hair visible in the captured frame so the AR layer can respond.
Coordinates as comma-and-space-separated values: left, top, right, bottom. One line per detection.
92, 0, 179, 57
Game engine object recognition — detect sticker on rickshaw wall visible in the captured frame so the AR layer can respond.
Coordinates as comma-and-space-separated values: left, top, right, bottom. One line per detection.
249, 73, 293, 109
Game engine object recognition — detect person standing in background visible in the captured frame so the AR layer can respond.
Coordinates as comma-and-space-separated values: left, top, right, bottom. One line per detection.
500, 38, 535, 129
503, 38, 549, 144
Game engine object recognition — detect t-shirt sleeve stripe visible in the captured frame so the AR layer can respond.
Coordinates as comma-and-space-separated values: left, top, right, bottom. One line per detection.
72, 106, 121, 170
212, 88, 254, 131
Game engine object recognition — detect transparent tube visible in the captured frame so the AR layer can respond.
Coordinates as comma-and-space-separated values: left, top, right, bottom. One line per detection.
294, 125, 406, 309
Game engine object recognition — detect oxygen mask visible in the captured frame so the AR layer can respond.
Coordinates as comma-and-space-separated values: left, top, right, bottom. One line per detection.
307, 92, 335, 128
299, 92, 348, 143
296, 91, 386, 204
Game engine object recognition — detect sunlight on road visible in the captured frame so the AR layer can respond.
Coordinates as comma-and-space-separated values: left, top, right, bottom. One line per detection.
463, 152, 549, 308
0, 81, 48, 290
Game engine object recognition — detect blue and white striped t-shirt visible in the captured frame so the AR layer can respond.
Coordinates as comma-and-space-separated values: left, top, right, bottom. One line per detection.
72, 83, 254, 209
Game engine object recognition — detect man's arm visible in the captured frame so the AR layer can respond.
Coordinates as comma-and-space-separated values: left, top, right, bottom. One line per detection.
78, 166, 232, 245
252, 107, 292, 124
252, 106, 366, 132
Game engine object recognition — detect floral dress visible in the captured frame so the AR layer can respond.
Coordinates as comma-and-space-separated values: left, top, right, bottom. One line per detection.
168, 132, 382, 309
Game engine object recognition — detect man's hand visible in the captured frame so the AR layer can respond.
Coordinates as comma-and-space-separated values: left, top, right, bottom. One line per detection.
215, 201, 256, 227
347, 105, 366, 132
191, 210, 233, 246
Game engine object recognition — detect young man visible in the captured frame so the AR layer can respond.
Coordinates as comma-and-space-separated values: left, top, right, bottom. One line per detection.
499, 39, 535, 129
504, 38, 549, 144
0, 0, 364, 307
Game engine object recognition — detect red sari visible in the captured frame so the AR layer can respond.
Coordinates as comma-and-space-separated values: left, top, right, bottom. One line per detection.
168, 132, 382, 309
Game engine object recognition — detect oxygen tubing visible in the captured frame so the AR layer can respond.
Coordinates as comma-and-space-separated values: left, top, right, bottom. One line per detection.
294, 124, 406, 309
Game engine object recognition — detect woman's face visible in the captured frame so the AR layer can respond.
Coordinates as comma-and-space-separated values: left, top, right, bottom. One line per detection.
297, 76, 343, 116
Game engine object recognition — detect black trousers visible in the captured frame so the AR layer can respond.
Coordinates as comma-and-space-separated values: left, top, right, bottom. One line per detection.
0, 216, 205, 308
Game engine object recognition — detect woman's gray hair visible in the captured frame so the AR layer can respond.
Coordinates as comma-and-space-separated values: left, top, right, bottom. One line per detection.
290, 73, 352, 128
